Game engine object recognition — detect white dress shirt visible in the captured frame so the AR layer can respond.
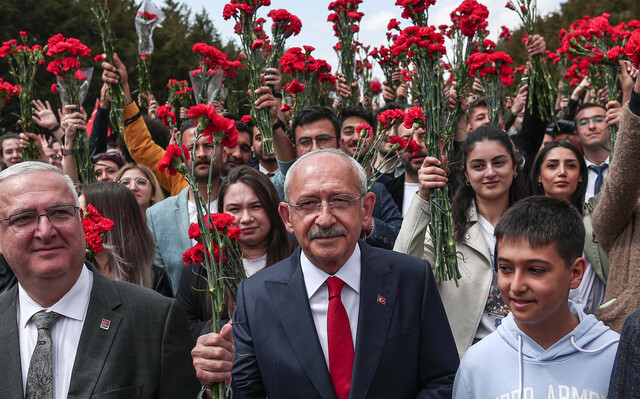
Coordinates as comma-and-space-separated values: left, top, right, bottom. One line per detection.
584, 156, 610, 202
301, 245, 361, 370
18, 265, 93, 399
402, 182, 420, 217
188, 199, 218, 245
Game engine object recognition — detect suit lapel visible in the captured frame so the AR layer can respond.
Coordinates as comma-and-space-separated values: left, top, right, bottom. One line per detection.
175, 189, 192, 252
67, 270, 123, 398
350, 242, 398, 399
0, 286, 25, 397
464, 206, 493, 265
266, 249, 337, 399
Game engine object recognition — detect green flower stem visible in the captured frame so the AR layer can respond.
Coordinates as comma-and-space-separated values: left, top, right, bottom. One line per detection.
412, 50, 460, 285
89, 0, 125, 135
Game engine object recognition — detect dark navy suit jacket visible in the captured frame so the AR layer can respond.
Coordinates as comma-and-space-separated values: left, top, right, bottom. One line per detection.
232, 241, 459, 399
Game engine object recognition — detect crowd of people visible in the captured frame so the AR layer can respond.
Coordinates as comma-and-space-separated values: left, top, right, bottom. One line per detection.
0, 27, 639, 399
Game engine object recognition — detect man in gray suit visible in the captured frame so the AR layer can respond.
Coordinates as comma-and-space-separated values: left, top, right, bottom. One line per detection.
0, 162, 199, 398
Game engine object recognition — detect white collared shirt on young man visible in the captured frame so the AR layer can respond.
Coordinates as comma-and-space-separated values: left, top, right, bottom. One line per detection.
17, 265, 93, 399
301, 244, 361, 369
258, 163, 279, 177
584, 156, 610, 202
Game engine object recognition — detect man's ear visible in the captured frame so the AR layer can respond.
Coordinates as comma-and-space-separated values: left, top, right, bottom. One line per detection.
278, 202, 295, 234
361, 192, 376, 232
569, 257, 587, 290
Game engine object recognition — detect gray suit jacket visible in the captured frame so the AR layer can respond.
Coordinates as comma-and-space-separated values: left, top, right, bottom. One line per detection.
146, 187, 192, 294
0, 266, 200, 398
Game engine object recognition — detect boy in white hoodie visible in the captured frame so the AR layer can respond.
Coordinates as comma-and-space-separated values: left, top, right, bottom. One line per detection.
453, 196, 619, 399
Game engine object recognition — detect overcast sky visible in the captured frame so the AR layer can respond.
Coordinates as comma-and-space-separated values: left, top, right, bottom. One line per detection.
179, 0, 563, 80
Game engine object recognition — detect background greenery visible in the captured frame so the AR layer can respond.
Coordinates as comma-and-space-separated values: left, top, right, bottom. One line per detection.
0, 0, 248, 133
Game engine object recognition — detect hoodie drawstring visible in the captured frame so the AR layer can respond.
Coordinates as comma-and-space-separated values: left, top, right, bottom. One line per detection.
518, 334, 523, 399
570, 336, 619, 353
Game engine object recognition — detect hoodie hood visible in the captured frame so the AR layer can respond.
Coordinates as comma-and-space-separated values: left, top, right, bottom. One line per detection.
453, 301, 620, 399
498, 300, 619, 362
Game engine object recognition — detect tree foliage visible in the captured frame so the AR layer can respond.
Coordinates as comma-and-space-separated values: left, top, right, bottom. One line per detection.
0, 0, 247, 133
501, 0, 640, 70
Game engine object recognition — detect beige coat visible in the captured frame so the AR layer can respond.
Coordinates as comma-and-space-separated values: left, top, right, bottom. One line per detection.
593, 103, 640, 333
394, 193, 492, 358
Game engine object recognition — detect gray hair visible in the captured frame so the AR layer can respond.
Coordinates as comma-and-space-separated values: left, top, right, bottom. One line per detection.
284, 148, 368, 202
0, 161, 80, 207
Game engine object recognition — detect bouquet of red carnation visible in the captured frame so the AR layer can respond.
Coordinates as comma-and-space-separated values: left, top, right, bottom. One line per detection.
46, 34, 92, 107
135, 0, 165, 55
361, 108, 408, 187
166, 79, 193, 111
223, 0, 277, 155
328, 0, 364, 107
137, 53, 152, 107
506, 0, 557, 124
391, 15, 460, 285
191, 43, 230, 105
466, 50, 514, 125
134, 1, 164, 108
162, 102, 241, 399
46, 33, 95, 186
555, 13, 638, 152
83, 204, 115, 262
266, 8, 301, 73
445, 0, 489, 116
280, 46, 336, 115
183, 213, 245, 321
0, 32, 47, 161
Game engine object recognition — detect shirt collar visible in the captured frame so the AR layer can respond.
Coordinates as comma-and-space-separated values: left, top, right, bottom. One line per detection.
300, 244, 361, 300
258, 163, 279, 175
18, 264, 94, 328
584, 156, 610, 168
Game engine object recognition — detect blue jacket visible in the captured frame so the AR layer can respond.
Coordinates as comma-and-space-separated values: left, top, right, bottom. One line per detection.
146, 188, 191, 294
232, 241, 459, 399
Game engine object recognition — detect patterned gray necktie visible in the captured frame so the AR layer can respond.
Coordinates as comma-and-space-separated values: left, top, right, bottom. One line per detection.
25, 310, 62, 399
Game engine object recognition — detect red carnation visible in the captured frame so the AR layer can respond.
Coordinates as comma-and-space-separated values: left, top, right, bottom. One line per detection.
158, 144, 189, 176
283, 79, 304, 95
370, 80, 382, 94
355, 123, 373, 139
183, 243, 204, 265
624, 30, 640, 68
280, 104, 292, 113
157, 105, 176, 127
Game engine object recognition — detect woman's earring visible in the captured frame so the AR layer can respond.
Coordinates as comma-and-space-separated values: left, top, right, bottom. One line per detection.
465, 179, 471, 186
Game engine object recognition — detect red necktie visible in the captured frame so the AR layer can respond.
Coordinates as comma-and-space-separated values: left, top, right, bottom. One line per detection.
326, 277, 354, 399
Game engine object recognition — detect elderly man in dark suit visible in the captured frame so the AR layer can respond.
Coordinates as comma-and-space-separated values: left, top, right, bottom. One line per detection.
193, 149, 458, 398
0, 162, 199, 398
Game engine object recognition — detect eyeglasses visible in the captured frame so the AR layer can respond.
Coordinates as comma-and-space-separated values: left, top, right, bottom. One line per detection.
296, 134, 335, 149
91, 151, 122, 162
1, 205, 79, 233
577, 115, 605, 127
119, 177, 150, 188
288, 194, 364, 214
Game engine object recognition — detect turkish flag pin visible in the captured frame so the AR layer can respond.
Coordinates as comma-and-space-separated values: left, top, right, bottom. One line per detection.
377, 294, 386, 305
100, 319, 111, 330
